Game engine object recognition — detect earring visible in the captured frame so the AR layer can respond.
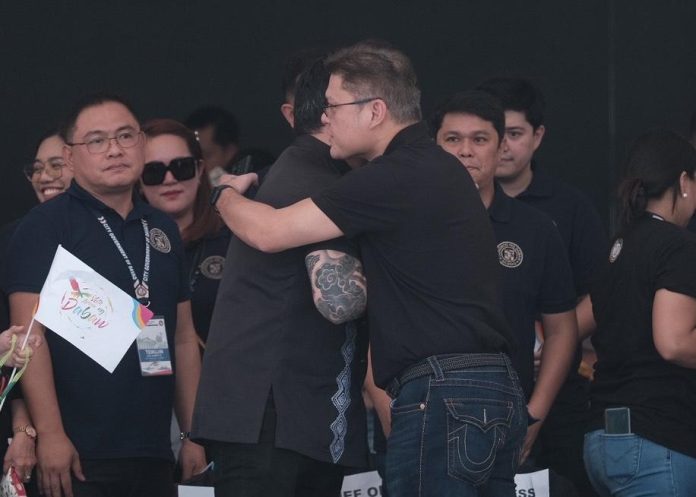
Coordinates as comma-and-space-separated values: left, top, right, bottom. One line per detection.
683, 192, 688, 198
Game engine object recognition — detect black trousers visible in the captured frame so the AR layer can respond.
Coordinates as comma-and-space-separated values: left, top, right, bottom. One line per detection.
70, 458, 173, 497
209, 393, 345, 497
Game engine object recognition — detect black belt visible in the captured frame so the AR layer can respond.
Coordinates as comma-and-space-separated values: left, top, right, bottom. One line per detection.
386, 353, 508, 398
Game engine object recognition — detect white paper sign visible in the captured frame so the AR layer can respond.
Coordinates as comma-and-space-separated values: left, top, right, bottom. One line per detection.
514, 469, 550, 497
341, 470, 383, 497
177, 486, 214, 497
34, 245, 153, 373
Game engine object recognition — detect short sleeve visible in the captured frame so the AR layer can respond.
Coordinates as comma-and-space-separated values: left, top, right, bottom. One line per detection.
654, 234, 696, 298
3, 210, 62, 295
539, 223, 577, 314
312, 161, 406, 238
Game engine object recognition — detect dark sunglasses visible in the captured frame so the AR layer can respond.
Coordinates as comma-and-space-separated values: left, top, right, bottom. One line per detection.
142, 157, 199, 186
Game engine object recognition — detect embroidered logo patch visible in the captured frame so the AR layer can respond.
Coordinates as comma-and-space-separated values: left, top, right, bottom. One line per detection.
497, 241, 524, 268
609, 238, 623, 263
149, 228, 171, 253
200, 255, 225, 280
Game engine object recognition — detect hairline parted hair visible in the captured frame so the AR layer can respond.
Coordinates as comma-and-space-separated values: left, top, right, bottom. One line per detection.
141, 118, 223, 243
325, 42, 421, 124
617, 129, 696, 231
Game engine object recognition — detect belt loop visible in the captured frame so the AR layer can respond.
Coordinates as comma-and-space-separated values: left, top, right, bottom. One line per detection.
501, 353, 514, 380
426, 356, 445, 381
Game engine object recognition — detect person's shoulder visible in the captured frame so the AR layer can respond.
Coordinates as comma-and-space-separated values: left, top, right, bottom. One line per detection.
509, 195, 556, 224
539, 171, 597, 209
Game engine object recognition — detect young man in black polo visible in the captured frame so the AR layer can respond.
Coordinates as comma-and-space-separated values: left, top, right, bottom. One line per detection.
210, 43, 526, 497
478, 78, 605, 495
4, 94, 206, 497
431, 90, 578, 464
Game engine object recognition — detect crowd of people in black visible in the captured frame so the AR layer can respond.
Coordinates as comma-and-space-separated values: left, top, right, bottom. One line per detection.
0, 40, 695, 497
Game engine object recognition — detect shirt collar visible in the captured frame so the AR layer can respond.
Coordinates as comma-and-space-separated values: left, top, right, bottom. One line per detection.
518, 165, 554, 199
67, 181, 153, 221
383, 122, 430, 156
488, 182, 513, 223
294, 134, 351, 175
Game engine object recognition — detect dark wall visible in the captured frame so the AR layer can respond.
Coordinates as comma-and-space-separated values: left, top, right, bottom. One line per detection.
2, 1, 694, 233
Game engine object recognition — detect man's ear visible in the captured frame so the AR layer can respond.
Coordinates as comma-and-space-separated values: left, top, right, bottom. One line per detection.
63, 144, 75, 172
532, 124, 546, 152
367, 98, 388, 129
280, 103, 294, 128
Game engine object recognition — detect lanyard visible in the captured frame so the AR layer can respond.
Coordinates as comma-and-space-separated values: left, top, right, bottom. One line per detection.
94, 213, 151, 304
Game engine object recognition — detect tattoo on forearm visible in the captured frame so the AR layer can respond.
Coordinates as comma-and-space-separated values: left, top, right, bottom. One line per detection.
306, 253, 367, 324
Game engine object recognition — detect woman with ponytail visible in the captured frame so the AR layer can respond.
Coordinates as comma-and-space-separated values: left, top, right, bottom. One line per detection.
579, 130, 696, 496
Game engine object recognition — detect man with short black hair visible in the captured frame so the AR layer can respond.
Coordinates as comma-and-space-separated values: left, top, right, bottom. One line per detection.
210, 43, 526, 497
478, 77, 605, 496
431, 89, 578, 465
5, 93, 206, 497
193, 58, 369, 497
184, 106, 240, 184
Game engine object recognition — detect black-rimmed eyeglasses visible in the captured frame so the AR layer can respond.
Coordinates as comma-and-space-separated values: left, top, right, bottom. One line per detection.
323, 97, 381, 115
67, 129, 142, 154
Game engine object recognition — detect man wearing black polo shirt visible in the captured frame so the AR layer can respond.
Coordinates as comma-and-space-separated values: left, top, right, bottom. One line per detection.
210, 43, 526, 496
431, 90, 578, 464
478, 78, 605, 495
193, 58, 368, 497
4, 94, 206, 497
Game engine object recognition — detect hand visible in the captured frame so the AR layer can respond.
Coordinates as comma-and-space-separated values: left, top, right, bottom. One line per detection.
3, 431, 36, 483
36, 432, 85, 497
178, 439, 207, 481
218, 173, 258, 195
0, 326, 43, 368
519, 420, 543, 464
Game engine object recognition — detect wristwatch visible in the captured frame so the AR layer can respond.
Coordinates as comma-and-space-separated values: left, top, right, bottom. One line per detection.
13, 425, 37, 439
209, 184, 235, 210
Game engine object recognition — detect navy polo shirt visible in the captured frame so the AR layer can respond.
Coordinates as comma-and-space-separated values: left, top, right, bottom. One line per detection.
3, 181, 189, 460
185, 228, 231, 342
517, 167, 606, 426
517, 167, 606, 296
488, 185, 576, 398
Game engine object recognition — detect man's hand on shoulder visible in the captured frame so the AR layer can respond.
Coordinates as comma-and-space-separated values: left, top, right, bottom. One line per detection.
218, 173, 258, 196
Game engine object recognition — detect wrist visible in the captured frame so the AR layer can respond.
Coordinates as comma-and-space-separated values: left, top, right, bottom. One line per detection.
12, 425, 37, 440
210, 184, 236, 212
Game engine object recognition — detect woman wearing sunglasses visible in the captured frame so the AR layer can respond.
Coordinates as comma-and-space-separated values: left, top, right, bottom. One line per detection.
140, 119, 230, 347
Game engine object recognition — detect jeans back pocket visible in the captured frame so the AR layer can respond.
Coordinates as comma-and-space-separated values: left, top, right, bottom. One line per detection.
602, 434, 641, 485
445, 397, 513, 485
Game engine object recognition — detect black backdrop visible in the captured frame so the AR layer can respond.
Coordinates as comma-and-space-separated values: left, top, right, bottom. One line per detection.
2, 1, 695, 232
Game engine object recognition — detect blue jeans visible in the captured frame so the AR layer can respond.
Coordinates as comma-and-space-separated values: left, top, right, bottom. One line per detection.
584, 430, 696, 497
385, 354, 527, 497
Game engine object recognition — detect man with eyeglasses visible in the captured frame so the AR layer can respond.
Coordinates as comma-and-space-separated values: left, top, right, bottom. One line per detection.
209, 43, 526, 497
3, 93, 206, 497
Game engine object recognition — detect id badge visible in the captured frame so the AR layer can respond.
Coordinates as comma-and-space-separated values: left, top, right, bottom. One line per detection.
136, 315, 173, 376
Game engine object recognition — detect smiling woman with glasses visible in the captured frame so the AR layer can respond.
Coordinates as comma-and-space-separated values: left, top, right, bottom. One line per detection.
140, 118, 230, 349
23, 131, 74, 203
